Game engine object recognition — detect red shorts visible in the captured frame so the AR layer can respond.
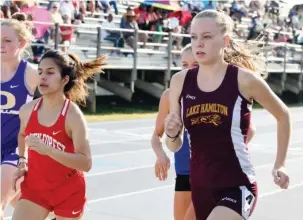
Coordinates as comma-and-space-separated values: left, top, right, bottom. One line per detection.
20, 173, 86, 218
191, 182, 258, 220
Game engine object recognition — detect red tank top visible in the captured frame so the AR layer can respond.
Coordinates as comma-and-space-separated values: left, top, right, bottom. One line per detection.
24, 98, 83, 191
180, 65, 256, 189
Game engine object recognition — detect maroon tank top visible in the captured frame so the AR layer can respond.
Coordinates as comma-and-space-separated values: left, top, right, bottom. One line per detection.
180, 64, 256, 189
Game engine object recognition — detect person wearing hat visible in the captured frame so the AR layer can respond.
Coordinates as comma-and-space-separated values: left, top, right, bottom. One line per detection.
120, 8, 147, 49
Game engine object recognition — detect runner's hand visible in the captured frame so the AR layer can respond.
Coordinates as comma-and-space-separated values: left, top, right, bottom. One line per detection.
26, 135, 51, 155
272, 166, 289, 189
155, 152, 170, 181
164, 113, 182, 138
12, 165, 27, 191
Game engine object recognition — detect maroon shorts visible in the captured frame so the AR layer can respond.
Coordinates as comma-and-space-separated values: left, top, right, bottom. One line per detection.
20, 173, 86, 218
191, 182, 258, 220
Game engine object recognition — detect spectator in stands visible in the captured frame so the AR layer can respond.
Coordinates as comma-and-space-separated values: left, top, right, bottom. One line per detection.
297, 28, 303, 45
274, 32, 287, 43
248, 0, 261, 13
230, 0, 246, 22
202, 1, 215, 10
96, 0, 118, 15
147, 6, 158, 31
9, 2, 19, 15
71, 0, 86, 24
50, 2, 64, 24
107, 0, 119, 15
152, 8, 164, 44
60, 14, 73, 52
86, 0, 96, 16
102, 13, 121, 49
12, 0, 36, 9
134, 4, 148, 30
59, 0, 83, 24
120, 6, 132, 28
59, 0, 74, 21
167, 16, 182, 50
47, 2, 63, 43
121, 9, 147, 49
247, 13, 263, 40
1, 4, 11, 18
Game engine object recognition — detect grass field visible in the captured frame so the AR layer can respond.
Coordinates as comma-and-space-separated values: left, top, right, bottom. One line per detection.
83, 92, 302, 122
83, 99, 159, 121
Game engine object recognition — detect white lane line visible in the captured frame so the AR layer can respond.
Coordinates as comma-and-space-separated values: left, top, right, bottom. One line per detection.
87, 181, 303, 204
92, 149, 153, 158
4, 183, 303, 219
259, 182, 303, 198
4, 177, 303, 219
87, 184, 174, 204
86, 156, 303, 177
86, 165, 157, 177
90, 137, 150, 145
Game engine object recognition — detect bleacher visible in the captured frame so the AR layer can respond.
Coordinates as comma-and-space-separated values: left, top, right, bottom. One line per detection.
28, 1, 303, 110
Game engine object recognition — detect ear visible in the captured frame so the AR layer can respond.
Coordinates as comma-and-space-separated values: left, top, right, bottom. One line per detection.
224, 34, 231, 48
62, 75, 70, 86
19, 40, 27, 49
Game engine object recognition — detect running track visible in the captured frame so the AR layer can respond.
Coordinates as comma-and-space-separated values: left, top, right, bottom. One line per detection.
4, 107, 303, 220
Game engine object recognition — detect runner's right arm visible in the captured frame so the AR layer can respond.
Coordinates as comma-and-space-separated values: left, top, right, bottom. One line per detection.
151, 89, 170, 180
151, 89, 170, 157
17, 102, 35, 166
165, 71, 186, 152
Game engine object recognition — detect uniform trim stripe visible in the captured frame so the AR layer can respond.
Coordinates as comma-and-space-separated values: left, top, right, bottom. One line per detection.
1, 161, 18, 167
180, 97, 184, 124
230, 96, 255, 183
33, 98, 42, 111
26, 94, 33, 103
239, 185, 255, 219
61, 99, 69, 116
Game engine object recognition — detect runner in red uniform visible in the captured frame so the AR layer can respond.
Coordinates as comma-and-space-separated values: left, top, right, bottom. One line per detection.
12, 49, 105, 220
165, 10, 291, 220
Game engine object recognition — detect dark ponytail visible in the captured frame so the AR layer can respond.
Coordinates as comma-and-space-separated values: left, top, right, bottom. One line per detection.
40, 50, 107, 105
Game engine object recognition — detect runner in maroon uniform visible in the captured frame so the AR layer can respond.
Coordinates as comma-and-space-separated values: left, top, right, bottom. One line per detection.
165, 10, 291, 220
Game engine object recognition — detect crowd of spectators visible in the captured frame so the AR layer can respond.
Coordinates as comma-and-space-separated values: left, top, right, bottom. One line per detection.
1, 0, 303, 59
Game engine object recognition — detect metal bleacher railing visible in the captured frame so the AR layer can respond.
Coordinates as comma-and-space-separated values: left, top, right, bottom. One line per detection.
1, 17, 303, 109
34, 21, 303, 84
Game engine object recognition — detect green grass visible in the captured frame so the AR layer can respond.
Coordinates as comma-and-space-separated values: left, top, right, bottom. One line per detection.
83, 104, 159, 122
82, 92, 302, 122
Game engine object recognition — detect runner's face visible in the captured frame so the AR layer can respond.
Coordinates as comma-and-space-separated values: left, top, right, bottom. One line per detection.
38, 58, 69, 96
1, 26, 24, 61
190, 17, 227, 65
181, 49, 199, 70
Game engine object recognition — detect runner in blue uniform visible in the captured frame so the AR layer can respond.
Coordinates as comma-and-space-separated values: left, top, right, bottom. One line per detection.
151, 44, 256, 220
151, 44, 198, 220
1, 13, 39, 218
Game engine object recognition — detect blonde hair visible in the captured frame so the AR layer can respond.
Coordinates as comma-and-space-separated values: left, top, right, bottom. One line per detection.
181, 44, 192, 54
1, 12, 34, 44
193, 10, 267, 78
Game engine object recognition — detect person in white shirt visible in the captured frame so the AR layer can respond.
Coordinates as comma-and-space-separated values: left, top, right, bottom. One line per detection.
102, 13, 120, 47
59, 0, 74, 20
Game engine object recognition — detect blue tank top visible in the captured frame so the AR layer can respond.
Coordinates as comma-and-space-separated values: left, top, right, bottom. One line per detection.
174, 129, 190, 175
1, 60, 33, 155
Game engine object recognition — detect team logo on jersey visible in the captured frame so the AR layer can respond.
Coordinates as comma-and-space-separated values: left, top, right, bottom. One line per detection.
191, 114, 222, 126
185, 103, 228, 126
1, 91, 19, 114
28, 133, 66, 152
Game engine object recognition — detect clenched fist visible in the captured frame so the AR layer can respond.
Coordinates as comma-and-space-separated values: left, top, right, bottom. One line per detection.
164, 112, 183, 138
272, 166, 289, 189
